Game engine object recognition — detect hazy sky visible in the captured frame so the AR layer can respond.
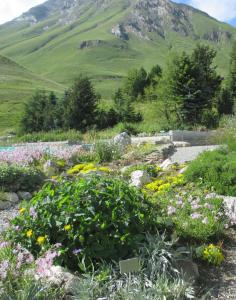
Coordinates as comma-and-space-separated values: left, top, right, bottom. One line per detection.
0, 0, 45, 25
0, 0, 235, 26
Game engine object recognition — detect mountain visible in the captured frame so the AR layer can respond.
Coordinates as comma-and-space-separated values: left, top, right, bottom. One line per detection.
0, 55, 64, 132
0, 0, 235, 132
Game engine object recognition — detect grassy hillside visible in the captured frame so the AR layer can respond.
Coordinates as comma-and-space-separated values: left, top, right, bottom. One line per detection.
0, 55, 64, 133
0, 0, 235, 132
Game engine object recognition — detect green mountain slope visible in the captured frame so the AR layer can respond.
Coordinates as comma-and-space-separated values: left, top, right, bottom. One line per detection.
0, 0, 236, 132
0, 55, 64, 132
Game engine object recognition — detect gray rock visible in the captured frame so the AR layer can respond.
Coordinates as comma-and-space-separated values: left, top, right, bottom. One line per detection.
176, 259, 199, 282
160, 158, 173, 170
114, 132, 131, 151
130, 170, 151, 188
0, 192, 19, 210
179, 166, 188, 174
18, 191, 32, 201
44, 266, 80, 296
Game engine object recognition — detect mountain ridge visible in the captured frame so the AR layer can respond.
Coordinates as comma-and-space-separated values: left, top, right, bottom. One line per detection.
0, 0, 235, 132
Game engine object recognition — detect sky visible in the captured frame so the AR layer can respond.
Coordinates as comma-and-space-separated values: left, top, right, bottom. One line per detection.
173, 0, 236, 26
0, 0, 235, 26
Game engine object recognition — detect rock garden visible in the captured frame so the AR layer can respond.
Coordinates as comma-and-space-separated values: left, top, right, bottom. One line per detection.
0, 132, 235, 299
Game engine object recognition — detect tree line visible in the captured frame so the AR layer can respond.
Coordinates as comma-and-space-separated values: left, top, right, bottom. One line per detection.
20, 43, 236, 134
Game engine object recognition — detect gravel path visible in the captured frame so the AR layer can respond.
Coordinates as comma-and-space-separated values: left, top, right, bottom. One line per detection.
0, 205, 19, 232
210, 229, 236, 299
170, 145, 219, 164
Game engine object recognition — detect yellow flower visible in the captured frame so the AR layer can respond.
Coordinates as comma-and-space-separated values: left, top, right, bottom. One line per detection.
99, 167, 110, 173
19, 208, 26, 214
64, 224, 72, 231
26, 229, 33, 238
37, 236, 47, 245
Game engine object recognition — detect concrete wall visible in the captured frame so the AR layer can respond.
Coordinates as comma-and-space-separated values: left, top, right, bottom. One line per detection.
169, 130, 216, 146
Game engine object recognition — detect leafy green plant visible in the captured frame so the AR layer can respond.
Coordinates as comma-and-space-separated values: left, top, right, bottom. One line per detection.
8, 175, 156, 270
94, 141, 121, 163
185, 148, 236, 196
0, 164, 44, 192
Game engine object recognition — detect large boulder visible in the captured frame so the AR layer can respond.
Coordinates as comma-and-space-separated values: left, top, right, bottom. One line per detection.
18, 191, 32, 201
130, 170, 151, 188
114, 132, 131, 151
0, 192, 19, 210
37, 266, 80, 298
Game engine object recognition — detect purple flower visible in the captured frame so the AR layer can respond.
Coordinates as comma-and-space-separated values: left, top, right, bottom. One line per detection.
0, 260, 9, 280
191, 212, 201, 219
0, 241, 10, 248
167, 206, 176, 216
73, 248, 82, 255
29, 207, 37, 218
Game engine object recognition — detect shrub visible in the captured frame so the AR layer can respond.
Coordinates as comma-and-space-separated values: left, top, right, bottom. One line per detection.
94, 141, 121, 163
0, 164, 44, 192
152, 187, 227, 242
185, 149, 236, 196
8, 175, 156, 270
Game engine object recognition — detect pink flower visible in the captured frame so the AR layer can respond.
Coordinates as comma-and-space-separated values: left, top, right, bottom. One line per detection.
0, 260, 9, 280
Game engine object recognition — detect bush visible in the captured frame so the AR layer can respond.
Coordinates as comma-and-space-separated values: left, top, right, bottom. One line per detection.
9, 175, 156, 270
0, 164, 44, 192
185, 149, 236, 196
94, 141, 121, 163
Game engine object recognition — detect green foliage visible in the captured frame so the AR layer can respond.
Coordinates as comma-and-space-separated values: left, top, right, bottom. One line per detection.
156, 45, 222, 128
9, 175, 156, 269
185, 149, 236, 196
62, 77, 99, 131
217, 87, 234, 116
153, 186, 227, 242
94, 141, 121, 163
123, 67, 148, 100
228, 41, 236, 101
20, 91, 59, 133
0, 164, 44, 192
13, 129, 83, 143
113, 89, 143, 123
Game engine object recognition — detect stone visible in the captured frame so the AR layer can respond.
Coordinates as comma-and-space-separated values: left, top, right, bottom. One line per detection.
160, 158, 173, 170
176, 259, 199, 282
43, 160, 58, 177
0, 192, 19, 210
40, 266, 80, 297
18, 191, 32, 201
130, 170, 151, 188
179, 166, 188, 174
173, 141, 191, 147
114, 132, 131, 151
